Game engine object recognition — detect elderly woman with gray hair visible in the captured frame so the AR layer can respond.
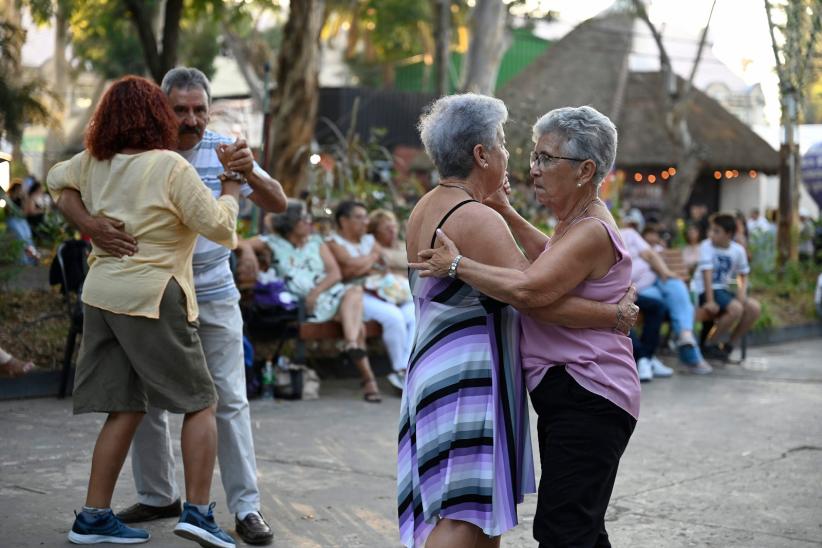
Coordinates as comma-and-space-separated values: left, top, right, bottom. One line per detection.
240, 199, 382, 402
400, 97, 638, 548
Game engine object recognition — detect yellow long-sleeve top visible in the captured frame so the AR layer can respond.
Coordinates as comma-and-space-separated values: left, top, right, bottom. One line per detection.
47, 149, 239, 321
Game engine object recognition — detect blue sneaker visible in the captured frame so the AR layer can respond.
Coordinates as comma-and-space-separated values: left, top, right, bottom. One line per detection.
174, 502, 235, 548
68, 509, 150, 544
678, 343, 701, 366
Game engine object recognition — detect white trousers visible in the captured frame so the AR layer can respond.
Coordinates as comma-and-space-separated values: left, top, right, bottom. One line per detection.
362, 293, 415, 373
130, 297, 260, 514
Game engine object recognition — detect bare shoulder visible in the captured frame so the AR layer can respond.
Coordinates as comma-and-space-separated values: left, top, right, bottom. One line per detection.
444, 202, 524, 267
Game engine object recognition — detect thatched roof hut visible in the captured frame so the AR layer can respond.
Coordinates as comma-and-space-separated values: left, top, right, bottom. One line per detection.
497, 12, 779, 176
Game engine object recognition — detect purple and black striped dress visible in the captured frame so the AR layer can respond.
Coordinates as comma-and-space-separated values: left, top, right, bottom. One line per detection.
397, 202, 536, 546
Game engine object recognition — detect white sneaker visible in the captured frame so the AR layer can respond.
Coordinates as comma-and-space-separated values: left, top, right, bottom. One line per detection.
637, 358, 653, 382
727, 345, 744, 363
649, 356, 674, 378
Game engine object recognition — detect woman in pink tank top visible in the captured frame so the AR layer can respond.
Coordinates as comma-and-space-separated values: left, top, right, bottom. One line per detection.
414, 106, 639, 548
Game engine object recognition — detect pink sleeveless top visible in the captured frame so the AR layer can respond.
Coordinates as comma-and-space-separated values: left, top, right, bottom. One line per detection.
519, 217, 640, 419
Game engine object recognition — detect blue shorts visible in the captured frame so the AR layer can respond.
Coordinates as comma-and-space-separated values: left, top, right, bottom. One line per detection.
699, 288, 735, 313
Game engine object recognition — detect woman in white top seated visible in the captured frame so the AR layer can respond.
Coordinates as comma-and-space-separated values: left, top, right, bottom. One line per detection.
327, 201, 415, 392
240, 200, 382, 402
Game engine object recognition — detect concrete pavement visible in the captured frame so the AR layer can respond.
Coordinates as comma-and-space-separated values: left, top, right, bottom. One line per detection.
1, 337, 821, 547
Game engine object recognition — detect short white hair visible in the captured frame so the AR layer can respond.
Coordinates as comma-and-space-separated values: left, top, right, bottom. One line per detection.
533, 105, 617, 187
418, 93, 507, 179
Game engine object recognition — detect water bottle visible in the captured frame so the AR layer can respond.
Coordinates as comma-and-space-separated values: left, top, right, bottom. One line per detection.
261, 359, 275, 399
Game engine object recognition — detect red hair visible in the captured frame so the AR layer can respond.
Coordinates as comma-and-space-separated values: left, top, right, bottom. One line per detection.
85, 76, 178, 160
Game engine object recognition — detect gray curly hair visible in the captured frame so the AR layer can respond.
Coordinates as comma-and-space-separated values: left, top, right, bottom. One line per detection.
418, 93, 507, 179
532, 105, 617, 188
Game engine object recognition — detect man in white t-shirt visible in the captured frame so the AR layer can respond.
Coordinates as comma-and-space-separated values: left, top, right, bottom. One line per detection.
694, 212, 761, 362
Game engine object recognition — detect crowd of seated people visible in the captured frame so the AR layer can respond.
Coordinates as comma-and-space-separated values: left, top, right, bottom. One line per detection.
621, 209, 711, 381
619, 206, 765, 377
237, 199, 384, 402
326, 201, 414, 393
235, 199, 416, 400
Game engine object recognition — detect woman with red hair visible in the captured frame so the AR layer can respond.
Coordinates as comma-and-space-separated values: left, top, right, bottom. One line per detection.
47, 75, 239, 547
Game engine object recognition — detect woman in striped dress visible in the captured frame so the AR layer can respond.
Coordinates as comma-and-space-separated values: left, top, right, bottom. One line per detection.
399, 95, 637, 547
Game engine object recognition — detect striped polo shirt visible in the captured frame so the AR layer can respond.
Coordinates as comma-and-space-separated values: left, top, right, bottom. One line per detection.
178, 129, 254, 303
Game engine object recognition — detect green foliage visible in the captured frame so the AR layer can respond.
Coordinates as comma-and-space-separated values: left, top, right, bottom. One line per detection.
305, 100, 407, 223
69, 1, 148, 78
67, 0, 227, 80
0, 234, 24, 288
178, 11, 222, 80
0, 21, 58, 142
750, 254, 819, 328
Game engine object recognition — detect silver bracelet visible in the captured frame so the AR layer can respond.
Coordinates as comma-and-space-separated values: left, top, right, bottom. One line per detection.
447, 254, 463, 279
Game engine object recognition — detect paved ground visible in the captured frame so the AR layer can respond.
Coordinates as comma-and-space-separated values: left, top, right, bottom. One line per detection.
1, 338, 821, 547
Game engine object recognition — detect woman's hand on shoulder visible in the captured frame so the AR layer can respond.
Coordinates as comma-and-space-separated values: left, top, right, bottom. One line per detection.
411, 229, 460, 278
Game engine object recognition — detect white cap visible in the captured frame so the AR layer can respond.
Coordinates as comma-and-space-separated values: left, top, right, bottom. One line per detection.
624, 208, 645, 231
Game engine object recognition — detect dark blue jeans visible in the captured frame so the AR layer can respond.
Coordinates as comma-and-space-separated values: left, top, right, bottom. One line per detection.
631, 294, 667, 360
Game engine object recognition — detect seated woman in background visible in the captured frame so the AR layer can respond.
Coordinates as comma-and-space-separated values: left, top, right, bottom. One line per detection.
328, 201, 415, 393
368, 209, 408, 274
239, 199, 382, 402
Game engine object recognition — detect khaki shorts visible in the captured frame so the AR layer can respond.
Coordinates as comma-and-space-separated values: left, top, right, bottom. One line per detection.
73, 278, 217, 414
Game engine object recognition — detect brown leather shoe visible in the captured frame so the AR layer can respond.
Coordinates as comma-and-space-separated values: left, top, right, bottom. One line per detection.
235, 512, 274, 545
116, 499, 182, 523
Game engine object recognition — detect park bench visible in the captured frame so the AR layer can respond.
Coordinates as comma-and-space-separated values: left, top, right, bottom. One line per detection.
240, 291, 383, 366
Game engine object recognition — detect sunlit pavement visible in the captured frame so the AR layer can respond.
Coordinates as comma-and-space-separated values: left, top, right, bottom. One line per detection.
1, 337, 821, 547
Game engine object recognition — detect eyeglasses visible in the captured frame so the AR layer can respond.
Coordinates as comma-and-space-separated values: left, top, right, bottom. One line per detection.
529, 151, 587, 169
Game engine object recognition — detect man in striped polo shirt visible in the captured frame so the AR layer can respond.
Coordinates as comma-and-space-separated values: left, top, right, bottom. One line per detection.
56, 67, 287, 545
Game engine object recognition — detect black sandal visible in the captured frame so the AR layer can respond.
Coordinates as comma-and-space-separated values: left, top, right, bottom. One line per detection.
344, 346, 368, 361
361, 378, 382, 403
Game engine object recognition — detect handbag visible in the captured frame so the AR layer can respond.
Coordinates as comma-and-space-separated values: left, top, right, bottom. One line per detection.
363, 272, 412, 305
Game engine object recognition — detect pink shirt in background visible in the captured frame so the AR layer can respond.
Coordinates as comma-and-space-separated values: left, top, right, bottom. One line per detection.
619, 227, 656, 291
520, 218, 641, 419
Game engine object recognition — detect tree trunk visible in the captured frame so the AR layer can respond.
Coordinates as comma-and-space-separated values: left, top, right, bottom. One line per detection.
633, 0, 713, 228
777, 144, 795, 265
43, 2, 69, 174
776, 88, 800, 265
433, 0, 451, 96
64, 79, 107, 153
265, 0, 325, 197
221, 22, 265, 111
461, 0, 509, 95
124, 0, 183, 82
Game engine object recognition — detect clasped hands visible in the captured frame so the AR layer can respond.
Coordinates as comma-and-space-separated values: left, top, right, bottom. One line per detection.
216, 138, 254, 182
